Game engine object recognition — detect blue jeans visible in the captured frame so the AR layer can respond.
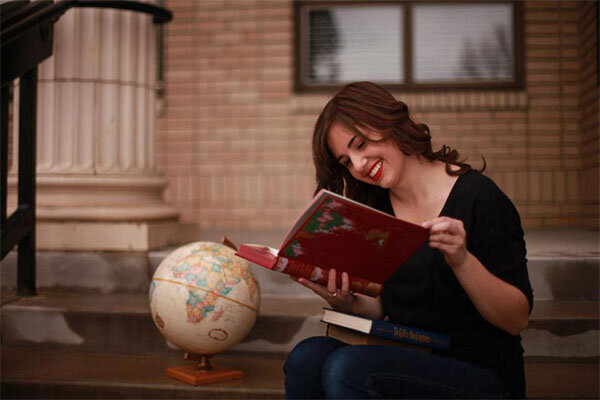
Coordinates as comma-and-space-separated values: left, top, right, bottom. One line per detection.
284, 336, 510, 399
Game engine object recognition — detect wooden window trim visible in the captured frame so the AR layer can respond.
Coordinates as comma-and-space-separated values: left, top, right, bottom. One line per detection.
294, 0, 525, 93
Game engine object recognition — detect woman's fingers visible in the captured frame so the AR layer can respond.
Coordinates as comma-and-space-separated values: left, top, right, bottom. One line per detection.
429, 233, 461, 246
291, 269, 337, 297
424, 217, 465, 248
341, 272, 350, 296
296, 276, 329, 298
422, 217, 446, 229
294, 270, 355, 311
423, 217, 469, 269
423, 217, 464, 235
327, 268, 337, 295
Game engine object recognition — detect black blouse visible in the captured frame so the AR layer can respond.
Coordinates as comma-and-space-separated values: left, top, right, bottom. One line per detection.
377, 170, 533, 398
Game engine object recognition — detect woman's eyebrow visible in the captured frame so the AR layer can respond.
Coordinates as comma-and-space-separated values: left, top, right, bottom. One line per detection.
347, 136, 357, 149
336, 135, 357, 162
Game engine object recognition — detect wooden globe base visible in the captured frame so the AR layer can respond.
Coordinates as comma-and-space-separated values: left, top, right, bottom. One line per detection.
165, 353, 243, 386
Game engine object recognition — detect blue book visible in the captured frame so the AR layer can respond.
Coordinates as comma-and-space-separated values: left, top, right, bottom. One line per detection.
322, 308, 450, 351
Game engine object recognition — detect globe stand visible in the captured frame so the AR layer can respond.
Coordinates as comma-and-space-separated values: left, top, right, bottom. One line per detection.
163, 237, 246, 385
165, 352, 243, 385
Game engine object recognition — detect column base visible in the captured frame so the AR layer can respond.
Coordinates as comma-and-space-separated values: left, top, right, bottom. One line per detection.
37, 221, 200, 251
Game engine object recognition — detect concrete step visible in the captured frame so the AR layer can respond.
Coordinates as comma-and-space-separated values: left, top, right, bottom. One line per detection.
524, 229, 599, 301
0, 249, 322, 298
527, 256, 599, 301
3, 249, 598, 302
0, 292, 328, 355
0, 345, 285, 399
2, 292, 598, 358
1, 345, 598, 399
2, 229, 598, 300
523, 300, 600, 358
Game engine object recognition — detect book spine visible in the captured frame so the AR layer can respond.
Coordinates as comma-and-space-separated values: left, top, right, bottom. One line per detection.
274, 257, 382, 297
235, 246, 277, 269
369, 320, 450, 351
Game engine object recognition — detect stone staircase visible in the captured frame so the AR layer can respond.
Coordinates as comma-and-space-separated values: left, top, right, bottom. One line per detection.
1, 229, 598, 398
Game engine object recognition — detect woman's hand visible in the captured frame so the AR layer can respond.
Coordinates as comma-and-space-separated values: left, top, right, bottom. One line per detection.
422, 216, 468, 269
292, 268, 355, 311
423, 216, 530, 335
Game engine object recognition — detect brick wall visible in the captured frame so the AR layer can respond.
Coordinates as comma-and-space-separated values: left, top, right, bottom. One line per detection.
578, 1, 599, 229
158, 0, 598, 230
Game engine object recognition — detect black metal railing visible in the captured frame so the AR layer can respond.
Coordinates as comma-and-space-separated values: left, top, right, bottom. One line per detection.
0, 0, 172, 296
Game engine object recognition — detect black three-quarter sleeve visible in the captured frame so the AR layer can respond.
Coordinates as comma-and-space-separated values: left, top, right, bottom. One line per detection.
380, 171, 532, 398
468, 177, 534, 313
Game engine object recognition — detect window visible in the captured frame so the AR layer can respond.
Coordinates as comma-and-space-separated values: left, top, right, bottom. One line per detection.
294, 1, 524, 92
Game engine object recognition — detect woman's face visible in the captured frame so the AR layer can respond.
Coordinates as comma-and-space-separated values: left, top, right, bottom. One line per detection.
326, 122, 406, 189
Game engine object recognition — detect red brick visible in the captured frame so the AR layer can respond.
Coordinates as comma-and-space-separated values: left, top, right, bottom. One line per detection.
154, 0, 597, 229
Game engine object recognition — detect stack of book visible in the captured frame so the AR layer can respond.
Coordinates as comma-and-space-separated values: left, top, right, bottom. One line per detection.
322, 308, 450, 352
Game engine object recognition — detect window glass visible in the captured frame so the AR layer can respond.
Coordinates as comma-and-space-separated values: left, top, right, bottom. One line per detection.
412, 3, 513, 83
305, 6, 403, 84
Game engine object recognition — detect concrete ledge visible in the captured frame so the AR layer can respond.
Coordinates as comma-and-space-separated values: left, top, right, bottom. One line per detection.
2, 293, 597, 358
3, 229, 598, 298
528, 257, 599, 300
0, 293, 328, 355
524, 229, 599, 257
2, 252, 151, 294
36, 221, 201, 251
0, 346, 285, 399
1, 346, 598, 399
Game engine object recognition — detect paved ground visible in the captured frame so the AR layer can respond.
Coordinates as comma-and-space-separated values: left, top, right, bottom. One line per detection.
1, 345, 285, 399
524, 229, 599, 257
2, 346, 598, 399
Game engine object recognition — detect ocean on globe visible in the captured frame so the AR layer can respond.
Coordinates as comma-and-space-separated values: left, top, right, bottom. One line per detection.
149, 241, 261, 355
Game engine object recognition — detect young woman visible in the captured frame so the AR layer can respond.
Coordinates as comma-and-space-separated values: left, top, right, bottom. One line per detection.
284, 82, 533, 399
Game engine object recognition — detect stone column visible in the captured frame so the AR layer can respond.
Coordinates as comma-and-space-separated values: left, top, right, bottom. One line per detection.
8, 7, 194, 251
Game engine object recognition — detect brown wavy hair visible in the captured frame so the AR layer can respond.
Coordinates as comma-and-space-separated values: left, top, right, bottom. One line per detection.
312, 81, 483, 206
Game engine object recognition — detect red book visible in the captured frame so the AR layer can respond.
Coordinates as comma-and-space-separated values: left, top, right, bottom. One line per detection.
235, 189, 429, 297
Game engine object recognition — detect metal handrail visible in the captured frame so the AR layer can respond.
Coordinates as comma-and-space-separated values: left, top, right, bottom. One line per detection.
1, 0, 172, 46
1, 0, 172, 296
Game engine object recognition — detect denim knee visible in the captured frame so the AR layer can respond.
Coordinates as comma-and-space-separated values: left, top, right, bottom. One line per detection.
284, 336, 347, 399
321, 346, 374, 399
284, 336, 338, 375
322, 345, 511, 399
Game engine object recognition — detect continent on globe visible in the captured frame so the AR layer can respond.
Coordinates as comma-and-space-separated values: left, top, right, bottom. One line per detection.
170, 250, 258, 323
150, 242, 261, 356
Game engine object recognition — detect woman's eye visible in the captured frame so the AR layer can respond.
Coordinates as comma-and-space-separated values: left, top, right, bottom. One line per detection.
357, 141, 366, 149
342, 158, 351, 167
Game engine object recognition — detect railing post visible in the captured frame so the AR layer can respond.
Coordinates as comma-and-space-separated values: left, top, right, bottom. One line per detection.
17, 67, 37, 296
1, 84, 8, 227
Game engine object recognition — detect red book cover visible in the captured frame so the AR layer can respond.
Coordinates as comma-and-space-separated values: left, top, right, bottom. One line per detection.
278, 189, 429, 284
236, 244, 382, 297
235, 189, 429, 296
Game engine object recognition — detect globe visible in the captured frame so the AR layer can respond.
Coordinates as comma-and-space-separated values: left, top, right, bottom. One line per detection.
149, 241, 261, 355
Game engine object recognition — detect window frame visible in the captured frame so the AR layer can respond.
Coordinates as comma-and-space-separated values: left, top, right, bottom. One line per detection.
293, 0, 524, 92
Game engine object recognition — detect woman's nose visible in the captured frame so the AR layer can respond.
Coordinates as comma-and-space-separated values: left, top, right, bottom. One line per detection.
349, 153, 368, 172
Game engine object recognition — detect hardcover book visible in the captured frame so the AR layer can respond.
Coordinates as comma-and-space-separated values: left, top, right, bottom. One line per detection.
322, 308, 450, 351
235, 189, 429, 297
326, 324, 431, 353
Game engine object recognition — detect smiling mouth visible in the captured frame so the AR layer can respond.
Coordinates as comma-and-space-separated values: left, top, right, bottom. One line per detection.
368, 159, 383, 180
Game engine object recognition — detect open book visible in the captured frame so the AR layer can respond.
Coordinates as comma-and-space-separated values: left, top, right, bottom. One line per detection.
235, 189, 429, 297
